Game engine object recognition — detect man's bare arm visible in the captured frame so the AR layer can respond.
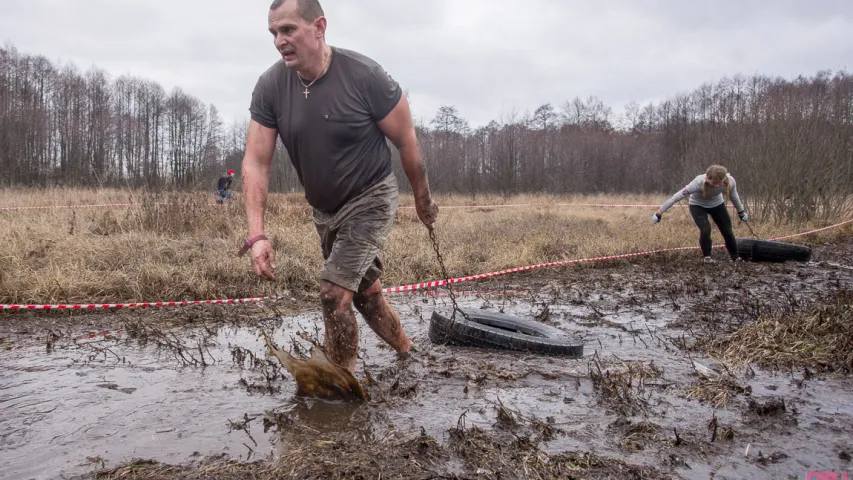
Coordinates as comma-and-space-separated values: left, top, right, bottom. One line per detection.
242, 120, 278, 238
378, 93, 437, 227
241, 119, 279, 280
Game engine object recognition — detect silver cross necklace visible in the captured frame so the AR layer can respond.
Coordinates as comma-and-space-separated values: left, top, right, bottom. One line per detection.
297, 49, 331, 99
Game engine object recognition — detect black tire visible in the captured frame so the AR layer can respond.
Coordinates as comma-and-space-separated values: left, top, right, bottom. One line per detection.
736, 238, 812, 263
428, 309, 584, 358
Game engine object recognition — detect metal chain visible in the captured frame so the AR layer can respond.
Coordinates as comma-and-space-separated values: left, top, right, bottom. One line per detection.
740, 219, 760, 239
428, 228, 470, 321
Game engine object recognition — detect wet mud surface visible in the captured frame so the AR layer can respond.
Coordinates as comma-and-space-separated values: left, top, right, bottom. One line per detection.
2, 241, 853, 479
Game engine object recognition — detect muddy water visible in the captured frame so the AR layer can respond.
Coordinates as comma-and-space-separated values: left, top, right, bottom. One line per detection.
0, 293, 520, 480
1, 326, 290, 479
2, 257, 853, 479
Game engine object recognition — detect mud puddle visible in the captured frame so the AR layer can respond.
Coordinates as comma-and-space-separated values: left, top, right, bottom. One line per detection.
1, 288, 555, 479
2, 248, 853, 479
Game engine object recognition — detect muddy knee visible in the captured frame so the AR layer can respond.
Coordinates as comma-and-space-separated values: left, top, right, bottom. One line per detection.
320, 282, 353, 314
319, 282, 358, 366
353, 280, 382, 312
320, 283, 356, 341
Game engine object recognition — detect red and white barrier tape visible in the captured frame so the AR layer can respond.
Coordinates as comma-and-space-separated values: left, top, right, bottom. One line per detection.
398, 203, 684, 209
382, 245, 701, 293
770, 219, 853, 240
0, 202, 229, 211
381, 220, 853, 293
0, 202, 142, 211
4, 201, 686, 212
1, 219, 850, 311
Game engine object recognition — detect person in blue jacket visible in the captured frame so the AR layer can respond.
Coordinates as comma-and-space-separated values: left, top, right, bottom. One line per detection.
216, 169, 235, 204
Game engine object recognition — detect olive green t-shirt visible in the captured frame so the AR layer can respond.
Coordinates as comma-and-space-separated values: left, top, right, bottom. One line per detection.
249, 46, 402, 214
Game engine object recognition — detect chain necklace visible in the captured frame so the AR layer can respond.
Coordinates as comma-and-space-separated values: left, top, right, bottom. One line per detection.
297, 48, 331, 99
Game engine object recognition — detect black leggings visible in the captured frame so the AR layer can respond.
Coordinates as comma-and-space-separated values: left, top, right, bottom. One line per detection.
689, 204, 738, 259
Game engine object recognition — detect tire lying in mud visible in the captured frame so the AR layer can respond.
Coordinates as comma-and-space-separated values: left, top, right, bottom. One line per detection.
736, 238, 813, 263
429, 309, 584, 358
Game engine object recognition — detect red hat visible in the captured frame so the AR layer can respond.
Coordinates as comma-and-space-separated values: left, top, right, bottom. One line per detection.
227, 169, 235, 175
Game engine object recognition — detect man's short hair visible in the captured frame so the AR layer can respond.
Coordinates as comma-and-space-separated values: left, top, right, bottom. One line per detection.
270, 0, 324, 22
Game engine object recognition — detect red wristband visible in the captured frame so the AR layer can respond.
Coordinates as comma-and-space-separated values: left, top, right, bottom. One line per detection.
237, 234, 268, 257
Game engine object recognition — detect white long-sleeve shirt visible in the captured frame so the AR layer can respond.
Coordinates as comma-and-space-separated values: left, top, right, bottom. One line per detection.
659, 174, 745, 213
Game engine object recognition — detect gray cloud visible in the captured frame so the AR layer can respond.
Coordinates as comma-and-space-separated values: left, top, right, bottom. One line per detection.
2, 0, 851, 128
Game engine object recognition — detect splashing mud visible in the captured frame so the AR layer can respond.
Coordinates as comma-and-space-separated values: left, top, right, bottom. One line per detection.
261, 330, 366, 402
1, 242, 853, 479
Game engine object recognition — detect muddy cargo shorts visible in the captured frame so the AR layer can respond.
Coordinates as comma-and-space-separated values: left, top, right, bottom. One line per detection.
312, 174, 399, 293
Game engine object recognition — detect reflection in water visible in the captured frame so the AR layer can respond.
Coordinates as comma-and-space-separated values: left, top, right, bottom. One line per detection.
269, 396, 379, 466
274, 395, 371, 436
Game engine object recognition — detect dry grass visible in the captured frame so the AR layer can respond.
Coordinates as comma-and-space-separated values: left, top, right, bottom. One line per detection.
1, 186, 850, 305
588, 355, 661, 416
616, 421, 664, 451
680, 376, 749, 408
707, 289, 853, 374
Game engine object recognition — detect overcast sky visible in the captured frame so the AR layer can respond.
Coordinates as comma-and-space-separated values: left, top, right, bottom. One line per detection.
2, 0, 852, 128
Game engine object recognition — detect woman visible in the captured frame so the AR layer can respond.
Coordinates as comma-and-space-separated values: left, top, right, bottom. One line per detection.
652, 165, 749, 263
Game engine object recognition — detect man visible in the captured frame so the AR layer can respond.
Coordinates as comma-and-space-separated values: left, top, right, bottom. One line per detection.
240, 0, 438, 373
217, 169, 235, 204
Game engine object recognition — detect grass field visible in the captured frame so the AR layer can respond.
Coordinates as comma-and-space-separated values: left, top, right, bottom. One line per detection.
1, 187, 851, 306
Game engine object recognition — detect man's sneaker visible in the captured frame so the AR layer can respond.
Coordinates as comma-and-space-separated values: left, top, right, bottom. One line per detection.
702, 256, 715, 264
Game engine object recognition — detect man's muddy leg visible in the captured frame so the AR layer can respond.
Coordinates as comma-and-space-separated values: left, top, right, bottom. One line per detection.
354, 279, 411, 355
319, 280, 359, 372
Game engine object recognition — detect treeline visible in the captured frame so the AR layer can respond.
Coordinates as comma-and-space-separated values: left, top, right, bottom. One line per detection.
2, 43, 852, 221
0, 44, 238, 188
409, 72, 853, 221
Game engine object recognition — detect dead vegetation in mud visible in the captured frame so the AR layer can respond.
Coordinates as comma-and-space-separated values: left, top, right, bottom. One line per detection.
703, 288, 853, 375
91, 404, 670, 480
124, 319, 219, 367
608, 418, 665, 452
605, 415, 734, 459
630, 248, 853, 406
741, 396, 799, 430
679, 374, 750, 408
665, 283, 853, 412
414, 350, 542, 384
588, 354, 662, 416
444, 419, 666, 480
0, 300, 304, 348
230, 343, 286, 395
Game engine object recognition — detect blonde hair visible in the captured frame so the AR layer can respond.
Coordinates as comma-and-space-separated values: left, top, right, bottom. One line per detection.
702, 164, 731, 198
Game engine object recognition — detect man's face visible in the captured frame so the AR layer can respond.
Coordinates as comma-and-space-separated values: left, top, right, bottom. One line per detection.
268, 2, 322, 69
